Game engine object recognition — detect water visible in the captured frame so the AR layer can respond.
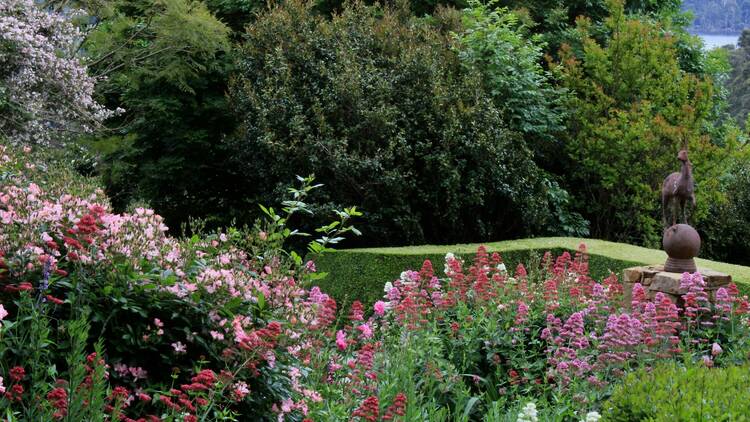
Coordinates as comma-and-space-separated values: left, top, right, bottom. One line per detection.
696, 34, 739, 50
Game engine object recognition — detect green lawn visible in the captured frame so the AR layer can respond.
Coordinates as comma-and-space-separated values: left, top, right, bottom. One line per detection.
313, 237, 750, 310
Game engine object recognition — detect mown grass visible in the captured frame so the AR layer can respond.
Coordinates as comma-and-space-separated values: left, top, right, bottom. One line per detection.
313, 237, 750, 310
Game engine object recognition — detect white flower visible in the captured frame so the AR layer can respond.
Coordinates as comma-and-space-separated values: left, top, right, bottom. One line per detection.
383, 282, 393, 293
171, 341, 186, 354
444, 252, 456, 275
583, 411, 601, 422
517, 402, 538, 422
497, 263, 507, 272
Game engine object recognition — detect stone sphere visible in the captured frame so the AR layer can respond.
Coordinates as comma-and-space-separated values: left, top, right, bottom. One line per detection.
662, 224, 701, 259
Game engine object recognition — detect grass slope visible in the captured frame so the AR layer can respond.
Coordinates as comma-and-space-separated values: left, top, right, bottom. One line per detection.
313, 237, 750, 309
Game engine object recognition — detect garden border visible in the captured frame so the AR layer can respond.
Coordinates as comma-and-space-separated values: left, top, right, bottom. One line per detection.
312, 237, 750, 309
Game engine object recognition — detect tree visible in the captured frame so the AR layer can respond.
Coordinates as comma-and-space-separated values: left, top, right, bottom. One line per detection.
227, 0, 559, 246
554, 0, 740, 246
0, 0, 114, 145
82, 0, 236, 228
682, 0, 750, 34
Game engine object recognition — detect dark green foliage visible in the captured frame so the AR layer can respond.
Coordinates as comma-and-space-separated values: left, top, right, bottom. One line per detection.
683, 0, 750, 34
312, 248, 641, 310
702, 162, 750, 266
554, 2, 742, 247
84, 0, 238, 229
228, 0, 560, 247
603, 362, 750, 421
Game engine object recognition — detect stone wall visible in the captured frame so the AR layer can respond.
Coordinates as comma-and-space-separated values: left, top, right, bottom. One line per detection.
622, 265, 731, 307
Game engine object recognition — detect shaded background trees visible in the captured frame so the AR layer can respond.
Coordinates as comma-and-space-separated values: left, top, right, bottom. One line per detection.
26, 0, 749, 265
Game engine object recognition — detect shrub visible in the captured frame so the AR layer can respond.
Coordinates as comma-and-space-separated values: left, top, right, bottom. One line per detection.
702, 159, 750, 266
227, 0, 558, 247
603, 362, 750, 421
0, 0, 115, 145
83, 0, 236, 230
0, 144, 359, 419
554, 1, 745, 246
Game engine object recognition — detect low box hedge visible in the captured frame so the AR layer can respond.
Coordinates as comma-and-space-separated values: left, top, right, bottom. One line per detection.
312, 237, 750, 310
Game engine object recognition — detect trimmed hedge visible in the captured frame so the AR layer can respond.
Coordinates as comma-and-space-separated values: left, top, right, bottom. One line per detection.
312, 237, 750, 310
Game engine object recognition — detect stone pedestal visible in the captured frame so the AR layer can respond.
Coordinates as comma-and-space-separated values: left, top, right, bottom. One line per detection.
622, 265, 732, 307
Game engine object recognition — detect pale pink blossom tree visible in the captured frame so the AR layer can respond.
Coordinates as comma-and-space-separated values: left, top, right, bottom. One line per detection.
0, 0, 117, 145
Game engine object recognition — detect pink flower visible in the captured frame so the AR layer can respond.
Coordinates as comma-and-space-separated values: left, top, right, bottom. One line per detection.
374, 301, 387, 316
336, 330, 347, 351
357, 323, 373, 339
210, 330, 225, 340
129, 366, 148, 380
0, 376, 5, 394
153, 318, 163, 328
234, 381, 249, 400
171, 341, 187, 354
703, 355, 714, 367
305, 260, 316, 272
0, 304, 7, 320
114, 363, 129, 377
712, 342, 722, 356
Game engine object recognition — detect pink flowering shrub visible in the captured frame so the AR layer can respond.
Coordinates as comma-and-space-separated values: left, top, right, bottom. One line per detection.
0, 145, 358, 419
0, 0, 118, 145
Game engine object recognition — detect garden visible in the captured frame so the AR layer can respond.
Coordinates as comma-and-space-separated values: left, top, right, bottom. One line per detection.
2, 0, 750, 420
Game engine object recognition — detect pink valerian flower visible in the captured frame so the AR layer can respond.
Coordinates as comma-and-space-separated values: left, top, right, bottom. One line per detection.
373, 301, 387, 316
630, 283, 648, 314
513, 301, 529, 327
597, 314, 644, 366
357, 323, 373, 339
0, 304, 7, 320
114, 363, 129, 377
0, 376, 5, 394
352, 396, 379, 421
336, 330, 347, 351
714, 287, 732, 315
643, 293, 682, 356
543, 279, 559, 311
210, 330, 225, 340
515, 263, 527, 279
349, 301, 365, 321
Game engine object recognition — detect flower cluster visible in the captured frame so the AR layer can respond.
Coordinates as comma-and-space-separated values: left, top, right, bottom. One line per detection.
0, 0, 119, 145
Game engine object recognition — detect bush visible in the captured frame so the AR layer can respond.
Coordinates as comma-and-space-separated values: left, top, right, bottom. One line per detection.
0, 0, 115, 145
554, 1, 744, 246
0, 144, 359, 420
227, 0, 559, 247
702, 156, 750, 266
603, 362, 750, 421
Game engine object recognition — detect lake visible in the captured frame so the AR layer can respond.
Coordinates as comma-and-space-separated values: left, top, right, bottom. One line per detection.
696, 34, 739, 50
